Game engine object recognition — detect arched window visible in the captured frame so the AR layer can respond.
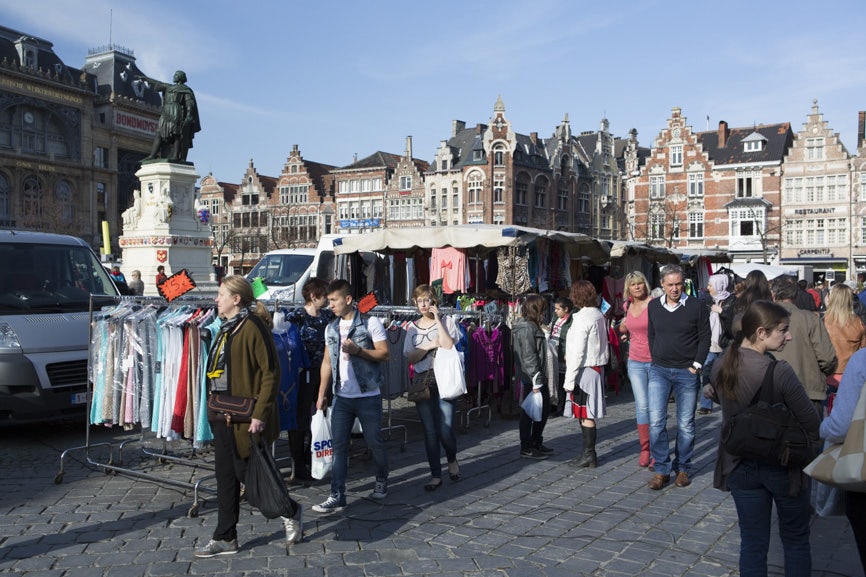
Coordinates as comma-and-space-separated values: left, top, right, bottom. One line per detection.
0, 173, 9, 219
468, 172, 483, 204
55, 180, 74, 223
22, 175, 42, 218
534, 176, 548, 208
493, 144, 505, 166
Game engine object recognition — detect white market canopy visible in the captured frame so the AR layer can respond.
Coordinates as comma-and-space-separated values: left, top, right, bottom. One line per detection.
607, 240, 678, 264
728, 262, 800, 280
332, 224, 610, 264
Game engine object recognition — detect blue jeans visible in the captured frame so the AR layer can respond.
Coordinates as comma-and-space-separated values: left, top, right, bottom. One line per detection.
329, 394, 388, 498
627, 359, 651, 425
727, 460, 812, 577
648, 365, 699, 476
699, 351, 719, 411
414, 381, 458, 479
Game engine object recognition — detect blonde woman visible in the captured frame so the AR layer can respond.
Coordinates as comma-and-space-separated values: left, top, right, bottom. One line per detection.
196, 275, 302, 557
618, 271, 653, 467
823, 283, 866, 393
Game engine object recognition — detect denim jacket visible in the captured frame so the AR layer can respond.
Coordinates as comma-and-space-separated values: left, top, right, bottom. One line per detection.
325, 309, 384, 394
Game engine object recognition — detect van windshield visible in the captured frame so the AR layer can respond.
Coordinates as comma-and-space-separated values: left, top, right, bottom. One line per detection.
247, 253, 314, 287
0, 242, 119, 313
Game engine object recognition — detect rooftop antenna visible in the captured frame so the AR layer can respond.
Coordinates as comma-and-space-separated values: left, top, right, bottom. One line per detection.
109, 9, 113, 46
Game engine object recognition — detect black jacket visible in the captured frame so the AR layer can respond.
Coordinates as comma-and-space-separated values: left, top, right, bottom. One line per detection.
512, 319, 547, 388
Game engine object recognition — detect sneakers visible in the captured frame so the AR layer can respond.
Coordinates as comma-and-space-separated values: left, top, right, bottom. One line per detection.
370, 479, 388, 499
520, 448, 549, 460
312, 493, 346, 513
194, 538, 238, 558
282, 504, 303, 544
536, 444, 554, 455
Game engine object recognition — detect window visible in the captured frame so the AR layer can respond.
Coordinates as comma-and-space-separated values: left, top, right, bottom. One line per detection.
493, 174, 504, 203
430, 192, 436, 209
494, 145, 505, 166
534, 178, 548, 208
806, 137, 824, 160
94, 146, 108, 168
578, 184, 590, 213
557, 179, 568, 210
290, 164, 299, 174
280, 186, 290, 204
729, 207, 765, 238
362, 179, 371, 192
670, 145, 683, 167
737, 170, 758, 198
493, 212, 505, 225
468, 173, 482, 204
452, 194, 458, 212
650, 213, 665, 240
0, 173, 8, 220
399, 175, 412, 190
441, 194, 447, 208
350, 180, 360, 193
650, 175, 665, 199
55, 181, 73, 223
745, 140, 763, 152
515, 176, 528, 205
688, 212, 703, 239
472, 150, 483, 161
784, 177, 803, 204
338, 181, 348, 194
688, 173, 704, 197
372, 178, 382, 191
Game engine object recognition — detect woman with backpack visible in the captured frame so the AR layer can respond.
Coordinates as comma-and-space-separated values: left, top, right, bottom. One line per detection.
708, 300, 820, 577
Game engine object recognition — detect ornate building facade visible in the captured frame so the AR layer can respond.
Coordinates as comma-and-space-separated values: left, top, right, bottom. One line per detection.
0, 25, 159, 255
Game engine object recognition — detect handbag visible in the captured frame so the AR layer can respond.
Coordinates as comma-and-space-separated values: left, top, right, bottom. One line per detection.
804, 382, 866, 491
310, 409, 333, 480
433, 345, 467, 400
407, 369, 435, 403
207, 393, 255, 425
246, 434, 296, 519
722, 361, 818, 467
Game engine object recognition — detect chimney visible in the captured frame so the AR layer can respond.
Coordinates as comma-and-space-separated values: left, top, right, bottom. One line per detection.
452, 120, 466, 137
405, 135, 412, 159
530, 132, 538, 145
857, 110, 866, 148
718, 120, 729, 148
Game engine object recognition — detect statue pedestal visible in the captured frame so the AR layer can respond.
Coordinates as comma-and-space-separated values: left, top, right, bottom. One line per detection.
119, 161, 217, 297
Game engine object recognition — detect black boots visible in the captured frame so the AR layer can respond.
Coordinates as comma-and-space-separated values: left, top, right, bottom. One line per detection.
571, 425, 598, 468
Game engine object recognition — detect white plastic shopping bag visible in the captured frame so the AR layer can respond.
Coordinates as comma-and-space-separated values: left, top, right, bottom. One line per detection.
520, 390, 543, 422
310, 409, 333, 480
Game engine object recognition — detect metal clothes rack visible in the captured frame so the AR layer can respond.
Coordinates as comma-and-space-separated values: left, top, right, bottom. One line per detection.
56, 294, 227, 518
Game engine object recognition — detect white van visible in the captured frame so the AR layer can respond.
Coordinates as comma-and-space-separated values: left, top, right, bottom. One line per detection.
247, 234, 349, 303
0, 230, 120, 424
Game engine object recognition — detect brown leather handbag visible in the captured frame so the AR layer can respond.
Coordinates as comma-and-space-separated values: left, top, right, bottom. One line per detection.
207, 393, 255, 425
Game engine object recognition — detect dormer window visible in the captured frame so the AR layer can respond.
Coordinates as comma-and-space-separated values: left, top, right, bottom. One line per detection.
743, 131, 767, 153
473, 150, 483, 161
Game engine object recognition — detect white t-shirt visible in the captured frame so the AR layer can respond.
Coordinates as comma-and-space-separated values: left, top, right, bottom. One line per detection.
337, 315, 387, 398
403, 315, 460, 373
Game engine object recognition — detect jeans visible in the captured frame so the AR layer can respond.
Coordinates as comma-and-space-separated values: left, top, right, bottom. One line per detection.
727, 460, 812, 577
329, 394, 388, 498
699, 351, 719, 411
648, 365, 699, 476
627, 359, 651, 425
519, 381, 550, 449
415, 381, 458, 478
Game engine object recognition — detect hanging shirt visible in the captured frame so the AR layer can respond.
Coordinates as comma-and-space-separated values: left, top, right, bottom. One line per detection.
430, 247, 466, 294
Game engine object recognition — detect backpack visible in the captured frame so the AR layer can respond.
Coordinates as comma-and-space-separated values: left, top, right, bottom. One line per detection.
721, 361, 818, 467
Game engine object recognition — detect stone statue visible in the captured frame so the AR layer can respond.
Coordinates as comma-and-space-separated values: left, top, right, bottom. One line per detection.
121, 189, 142, 228
139, 70, 201, 163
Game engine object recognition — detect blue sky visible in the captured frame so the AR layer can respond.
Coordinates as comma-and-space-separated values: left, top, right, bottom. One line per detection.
5, 1, 866, 183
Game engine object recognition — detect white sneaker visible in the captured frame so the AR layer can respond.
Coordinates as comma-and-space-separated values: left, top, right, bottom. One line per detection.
194, 538, 238, 558
370, 479, 388, 499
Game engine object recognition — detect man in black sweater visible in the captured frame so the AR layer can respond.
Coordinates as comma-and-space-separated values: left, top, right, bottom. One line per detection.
646, 265, 711, 490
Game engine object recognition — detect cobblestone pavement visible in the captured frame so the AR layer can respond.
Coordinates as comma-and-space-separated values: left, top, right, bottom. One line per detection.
0, 389, 862, 577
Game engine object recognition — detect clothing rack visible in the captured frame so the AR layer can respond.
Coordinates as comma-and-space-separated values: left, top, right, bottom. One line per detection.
56, 295, 229, 518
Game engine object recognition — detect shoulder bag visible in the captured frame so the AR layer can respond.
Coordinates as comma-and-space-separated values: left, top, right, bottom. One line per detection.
722, 360, 818, 467
207, 393, 255, 425
804, 382, 866, 491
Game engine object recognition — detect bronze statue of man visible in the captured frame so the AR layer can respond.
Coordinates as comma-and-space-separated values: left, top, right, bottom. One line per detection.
141, 70, 201, 163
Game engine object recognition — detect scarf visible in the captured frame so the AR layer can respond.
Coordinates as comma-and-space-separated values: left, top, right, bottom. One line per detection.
708, 274, 731, 303
207, 307, 251, 392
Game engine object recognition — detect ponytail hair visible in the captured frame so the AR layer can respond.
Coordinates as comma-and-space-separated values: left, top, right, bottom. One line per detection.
715, 300, 789, 397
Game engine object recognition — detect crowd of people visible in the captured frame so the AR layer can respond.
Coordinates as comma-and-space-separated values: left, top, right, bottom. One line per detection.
193, 269, 866, 576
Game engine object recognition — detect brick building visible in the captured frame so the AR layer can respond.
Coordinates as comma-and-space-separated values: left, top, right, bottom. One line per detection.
631, 107, 792, 264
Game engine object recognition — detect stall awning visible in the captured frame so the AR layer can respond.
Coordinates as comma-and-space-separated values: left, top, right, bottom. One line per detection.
674, 248, 732, 265
607, 240, 678, 264
729, 263, 801, 280
332, 224, 609, 264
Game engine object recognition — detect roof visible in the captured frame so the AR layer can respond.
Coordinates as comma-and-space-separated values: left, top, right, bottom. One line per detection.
336, 151, 402, 171
697, 123, 793, 166
81, 47, 162, 106
0, 25, 86, 86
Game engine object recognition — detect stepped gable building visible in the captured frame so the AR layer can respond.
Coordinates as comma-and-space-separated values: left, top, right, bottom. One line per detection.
780, 100, 854, 280
0, 25, 158, 254
425, 97, 629, 239
200, 146, 336, 274
332, 143, 427, 235
631, 107, 792, 264
853, 111, 866, 278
